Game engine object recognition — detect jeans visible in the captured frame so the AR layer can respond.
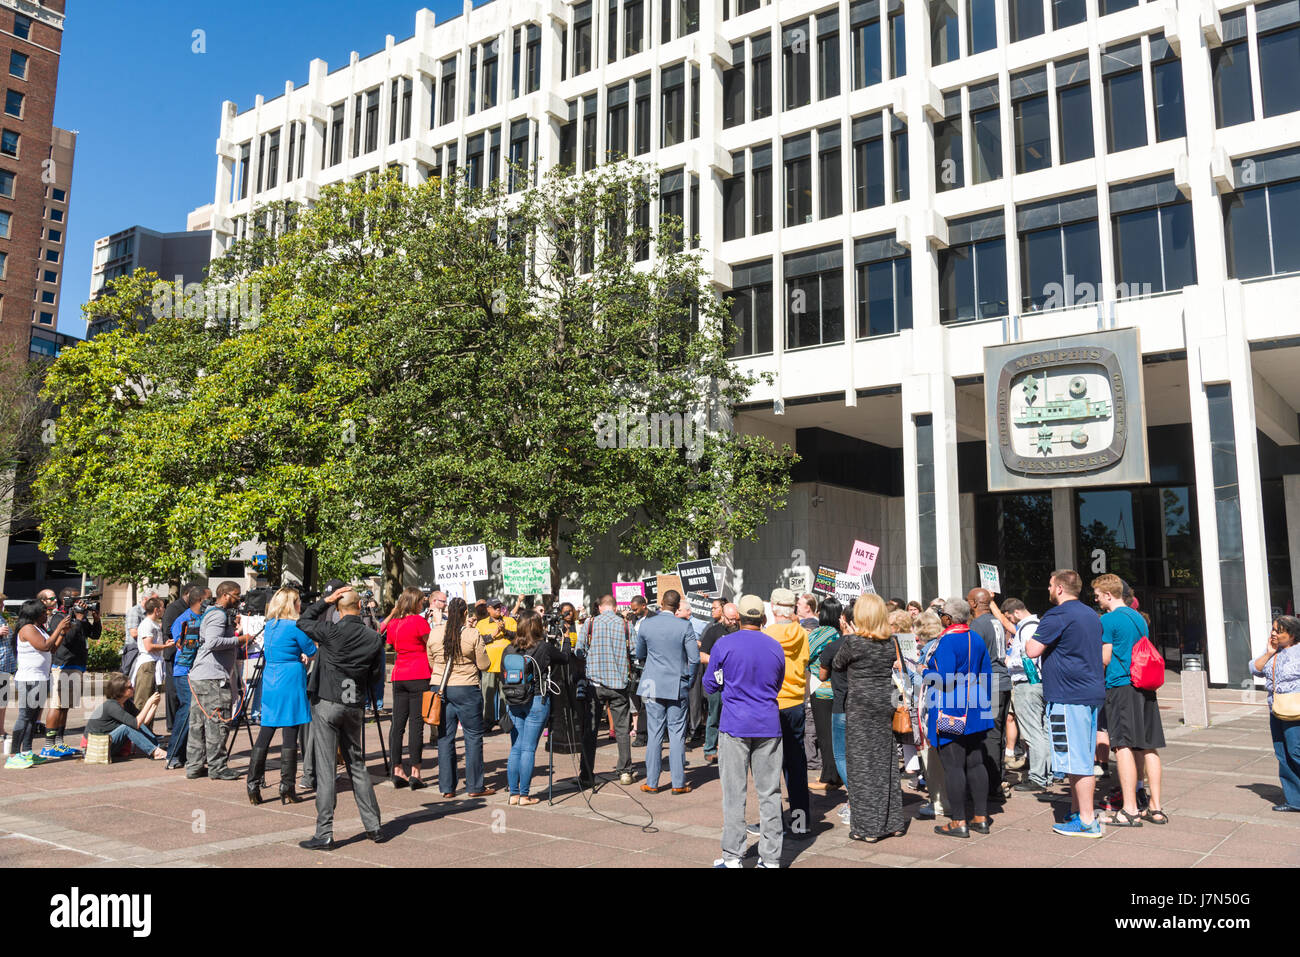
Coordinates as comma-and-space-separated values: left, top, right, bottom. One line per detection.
507, 695, 551, 796
1271, 713, 1300, 808
703, 690, 722, 757
186, 677, 233, 774
594, 683, 633, 773
390, 678, 429, 775
719, 733, 783, 867
1012, 681, 1050, 786
109, 722, 159, 757
165, 675, 191, 766
811, 696, 840, 785
643, 696, 688, 789
830, 711, 847, 787
437, 684, 485, 793
687, 663, 705, 735
310, 699, 381, 841
11, 679, 46, 754
779, 703, 810, 823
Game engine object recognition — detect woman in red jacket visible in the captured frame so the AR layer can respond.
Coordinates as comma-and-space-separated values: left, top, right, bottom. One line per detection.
382, 587, 432, 790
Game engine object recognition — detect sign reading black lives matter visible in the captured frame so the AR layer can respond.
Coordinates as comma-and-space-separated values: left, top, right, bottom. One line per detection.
984, 327, 1149, 492
677, 559, 718, 597
687, 592, 715, 621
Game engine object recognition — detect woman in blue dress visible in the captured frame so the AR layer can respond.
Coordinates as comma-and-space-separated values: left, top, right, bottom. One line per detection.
247, 588, 316, 806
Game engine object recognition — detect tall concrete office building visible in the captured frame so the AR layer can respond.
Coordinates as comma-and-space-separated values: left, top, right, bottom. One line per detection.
208, 0, 1300, 684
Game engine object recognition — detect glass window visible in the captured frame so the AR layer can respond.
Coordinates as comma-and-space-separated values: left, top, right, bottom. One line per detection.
889, 11, 906, 78
574, 2, 594, 75
1114, 199, 1197, 294
968, 0, 997, 55
786, 262, 844, 347
608, 95, 628, 161
527, 26, 542, 93
0, 129, 18, 157
820, 131, 842, 219
940, 238, 1007, 323
1014, 93, 1051, 173
934, 117, 963, 192
1011, 0, 1044, 42
724, 48, 745, 127
724, 154, 746, 240
482, 45, 498, 110
783, 20, 811, 109
1058, 81, 1094, 163
9, 52, 27, 80
662, 67, 685, 147
1212, 40, 1254, 128
1105, 69, 1147, 152
560, 110, 577, 168
931, 0, 959, 65
467, 50, 478, 116
1224, 179, 1300, 278
1053, 0, 1086, 28
857, 252, 912, 337
1153, 55, 1186, 141
660, 173, 684, 250
0, 170, 11, 197
583, 97, 598, 171
13, 14, 31, 40
609, 0, 619, 63
439, 58, 457, 126
971, 104, 1002, 183
45, 248, 59, 263
43, 269, 57, 283
1101, 0, 1137, 12
678, 0, 700, 37
626, 0, 644, 54
40, 289, 54, 304
52, 187, 65, 202
634, 78, 651, 154
753, 148, 773, 233
691, 65, 700, 139
729, 271, 773, 357
508, 121, 529, 192
0, 210, 9, 238
1020, 219, 1101, 310
893, 127, 910, 201
4, 89, 21, 118
819, 18, 841, 99
364, 88, 380, 153
853, 11, 882, 89
752, 45, 772, 119
1259, 23, 1300, 118
854, 122, 885, 209
784, 134, 813, 226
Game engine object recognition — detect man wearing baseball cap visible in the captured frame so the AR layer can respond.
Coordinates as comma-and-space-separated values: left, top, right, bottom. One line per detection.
704, 594, 787, 868
764, 587, 812, 834
476, 599, 518, 643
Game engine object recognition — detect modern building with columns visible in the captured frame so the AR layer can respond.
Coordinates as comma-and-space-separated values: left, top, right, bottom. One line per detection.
208, 0, 1299, 686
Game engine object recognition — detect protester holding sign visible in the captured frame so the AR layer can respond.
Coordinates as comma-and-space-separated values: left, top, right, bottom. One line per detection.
764, 588, 811, 834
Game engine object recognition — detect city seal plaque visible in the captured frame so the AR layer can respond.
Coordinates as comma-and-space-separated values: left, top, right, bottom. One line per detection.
984, 327, 1149, 492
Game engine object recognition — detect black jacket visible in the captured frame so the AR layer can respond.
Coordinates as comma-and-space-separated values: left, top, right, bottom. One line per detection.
297, 600, 385, 708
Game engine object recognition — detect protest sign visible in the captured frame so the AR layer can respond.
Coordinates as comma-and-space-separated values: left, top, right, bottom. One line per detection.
641, 577, 658, 603
788, 572, 809, 593
433, 544, 489, 583
676, 559, 718, 597
846, 540, 880, 577
502, 557, 551, 595
834, 572, 864, 604
978, 563, 1001, 594
444, 581, 477, 604
812, 565, 840, 595
613, 581, 645, 607
687, 593, 714, 621
557, 588, 585, 611
656, 573, 686, 604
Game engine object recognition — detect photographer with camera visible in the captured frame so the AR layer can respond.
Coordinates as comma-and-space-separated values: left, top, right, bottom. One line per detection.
296, 585, 387, 850
186, 581, 245, 782
41, 587, 101, 758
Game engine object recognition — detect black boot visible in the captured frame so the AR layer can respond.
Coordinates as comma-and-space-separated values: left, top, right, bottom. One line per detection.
280, 750, 301, 804
247, 745, 268, 806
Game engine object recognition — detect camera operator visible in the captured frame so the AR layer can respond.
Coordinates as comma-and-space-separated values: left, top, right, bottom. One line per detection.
295, 586, 386, 850
186, 582, 246, 781
41, 587, 100, 758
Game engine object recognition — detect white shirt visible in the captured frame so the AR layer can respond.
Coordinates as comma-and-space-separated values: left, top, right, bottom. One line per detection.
16, 625, 51, 682
136, 618, 164, 678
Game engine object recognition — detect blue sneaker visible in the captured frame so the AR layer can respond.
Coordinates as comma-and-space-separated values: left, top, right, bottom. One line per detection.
38, 745, 62, 760
1053, 816, 1103, 838
47, 744, 81, 759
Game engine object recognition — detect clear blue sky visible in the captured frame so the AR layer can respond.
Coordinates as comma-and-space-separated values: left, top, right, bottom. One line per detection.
53, 0, 467, 337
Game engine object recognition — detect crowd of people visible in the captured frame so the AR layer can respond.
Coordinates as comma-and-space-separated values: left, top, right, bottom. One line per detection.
1, 568, 1298, 866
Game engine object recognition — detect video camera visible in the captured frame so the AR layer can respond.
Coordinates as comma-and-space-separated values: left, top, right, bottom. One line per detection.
59, 592, 101, 615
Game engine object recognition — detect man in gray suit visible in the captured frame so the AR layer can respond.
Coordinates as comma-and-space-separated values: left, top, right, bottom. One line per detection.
635, 590, 700, 794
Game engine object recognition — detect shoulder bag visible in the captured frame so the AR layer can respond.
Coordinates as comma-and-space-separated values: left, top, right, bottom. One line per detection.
1273, 651, 1300, 721
422, 635, 454, 727
890, 636, 913, 736
935, 631, 971, 738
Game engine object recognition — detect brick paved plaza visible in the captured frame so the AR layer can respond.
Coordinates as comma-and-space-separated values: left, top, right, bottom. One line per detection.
0, 674, 1296, 869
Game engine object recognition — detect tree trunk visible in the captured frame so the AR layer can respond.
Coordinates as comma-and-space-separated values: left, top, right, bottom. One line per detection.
547, 517, 560, 614
382, 542, 405, 612
266, 537, 284, 588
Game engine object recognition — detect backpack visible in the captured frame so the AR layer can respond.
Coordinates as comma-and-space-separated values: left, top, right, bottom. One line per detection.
120, 636, 140, 682
174, 615, 204, 670
1016, 618, 1041, 685
501, 644, 541, 708
1129, 620, 1165, 691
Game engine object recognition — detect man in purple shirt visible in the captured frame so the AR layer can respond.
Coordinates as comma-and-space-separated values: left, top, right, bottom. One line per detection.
703, 593, 787, 869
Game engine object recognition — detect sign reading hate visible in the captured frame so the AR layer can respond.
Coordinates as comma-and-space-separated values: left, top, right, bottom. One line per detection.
846, 540, 880, 577
433, 544, 489, 583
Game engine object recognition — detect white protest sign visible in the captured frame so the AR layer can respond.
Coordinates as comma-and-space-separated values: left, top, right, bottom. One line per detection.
557, 588, 585, 611
978, 563, 1001, 594
444, 580, 477, 604
502, 557, 551, 595
834, 573, 864, 604
433, 544, 489, 583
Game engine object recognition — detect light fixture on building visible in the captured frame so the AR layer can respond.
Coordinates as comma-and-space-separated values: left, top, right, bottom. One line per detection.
774, 398, 785, 415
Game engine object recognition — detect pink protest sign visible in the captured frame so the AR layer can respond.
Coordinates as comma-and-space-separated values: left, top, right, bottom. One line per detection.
846, 540, 880, 577
612, 581, 645, 608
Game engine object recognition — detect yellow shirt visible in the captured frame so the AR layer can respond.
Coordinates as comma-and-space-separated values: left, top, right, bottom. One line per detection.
477, 616, 517, 642
764, 621, 811, 709
485, 637, 512, 674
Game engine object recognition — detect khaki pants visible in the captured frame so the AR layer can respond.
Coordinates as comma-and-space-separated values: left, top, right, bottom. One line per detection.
132, 664, 158, 713
924, 744, 947, 817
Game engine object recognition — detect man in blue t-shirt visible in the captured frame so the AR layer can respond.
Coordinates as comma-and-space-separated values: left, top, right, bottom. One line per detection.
1093, 574, 1166, 827
163, 585, 206, 770
1025, 569, 1105, 838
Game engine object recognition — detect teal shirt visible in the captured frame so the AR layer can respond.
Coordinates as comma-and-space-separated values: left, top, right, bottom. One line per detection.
1101, 606, 1146, 688
807, 626, 838, 700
